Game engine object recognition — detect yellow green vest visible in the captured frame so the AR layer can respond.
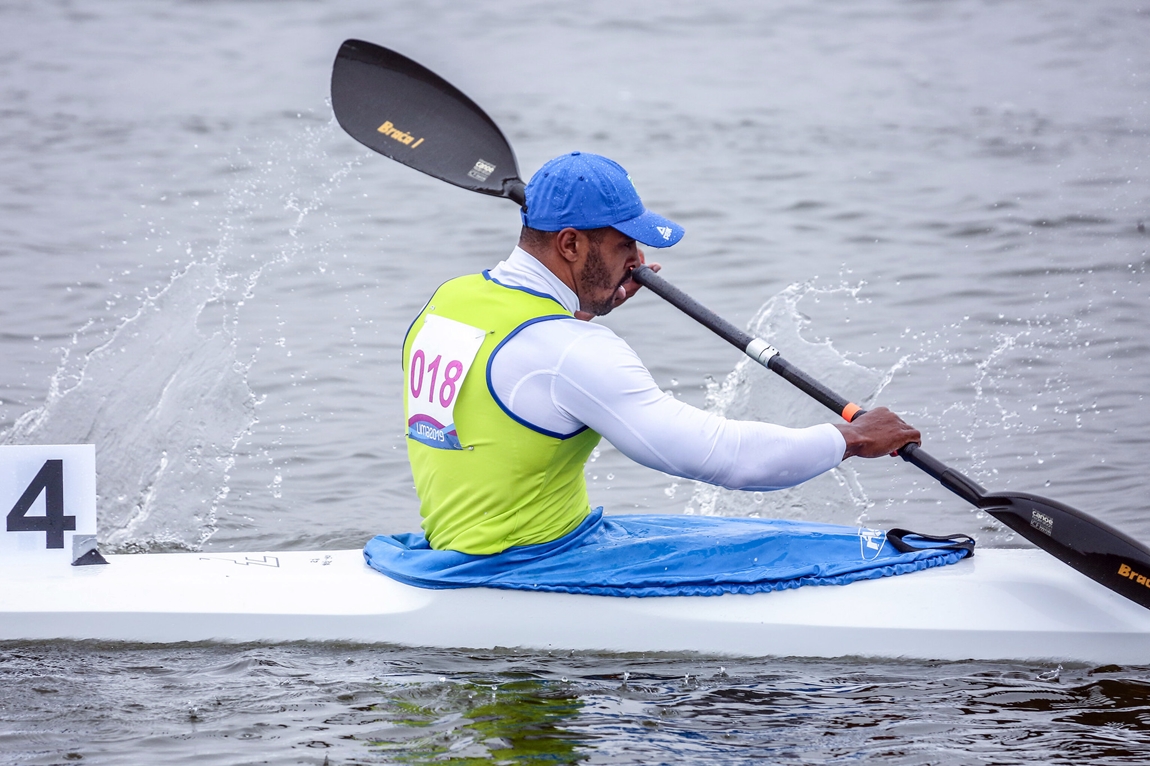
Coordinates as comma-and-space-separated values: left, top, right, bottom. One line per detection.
402, 272, 601, 554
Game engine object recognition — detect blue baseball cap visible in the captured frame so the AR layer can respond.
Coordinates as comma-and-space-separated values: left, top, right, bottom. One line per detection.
521, 152, 685, 248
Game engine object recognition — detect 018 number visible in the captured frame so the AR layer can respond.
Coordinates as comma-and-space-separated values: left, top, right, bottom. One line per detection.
409, 349, 464, 408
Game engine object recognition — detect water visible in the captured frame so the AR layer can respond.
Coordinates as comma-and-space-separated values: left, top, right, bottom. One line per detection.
6, 644, 1150, 763
4, 643, 1150, 765
2, 0, 1149, 762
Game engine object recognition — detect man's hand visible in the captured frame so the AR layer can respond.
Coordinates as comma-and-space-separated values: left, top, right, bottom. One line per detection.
575, 252, 660, 321
834, 407, 921, 459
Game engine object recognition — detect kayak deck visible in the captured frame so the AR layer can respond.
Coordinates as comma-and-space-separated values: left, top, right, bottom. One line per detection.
3, 547, 1149, 664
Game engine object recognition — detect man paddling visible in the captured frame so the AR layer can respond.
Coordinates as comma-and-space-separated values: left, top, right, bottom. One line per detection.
402, 151, 920, 554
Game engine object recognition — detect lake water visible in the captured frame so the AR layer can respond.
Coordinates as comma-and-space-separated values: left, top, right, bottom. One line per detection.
2, 0, 1149, 763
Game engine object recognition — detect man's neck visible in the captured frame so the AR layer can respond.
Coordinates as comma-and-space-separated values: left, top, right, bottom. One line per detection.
489, 247, 580, 314
517, 241, 578, 295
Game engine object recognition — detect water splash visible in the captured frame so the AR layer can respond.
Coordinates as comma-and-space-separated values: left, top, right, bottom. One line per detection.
881, 310, 1095, 483
3, 259, 256, 552
2, 117, 360, 552
686, 281, 884, 525
682, 278, 1104, 543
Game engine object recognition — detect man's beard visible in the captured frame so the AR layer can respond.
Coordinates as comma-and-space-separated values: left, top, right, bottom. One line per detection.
577, 240, 625, 316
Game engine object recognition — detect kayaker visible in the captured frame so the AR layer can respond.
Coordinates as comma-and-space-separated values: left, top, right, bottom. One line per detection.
402, 151, 920, 554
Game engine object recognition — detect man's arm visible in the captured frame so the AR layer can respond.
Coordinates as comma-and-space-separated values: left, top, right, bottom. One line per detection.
490, 320, 847, 491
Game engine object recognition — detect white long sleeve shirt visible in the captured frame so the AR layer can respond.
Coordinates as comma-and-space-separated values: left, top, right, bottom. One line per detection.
485, 248, 846, 491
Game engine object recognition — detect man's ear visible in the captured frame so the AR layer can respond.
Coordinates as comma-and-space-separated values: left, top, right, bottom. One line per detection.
555, 228, 580, 264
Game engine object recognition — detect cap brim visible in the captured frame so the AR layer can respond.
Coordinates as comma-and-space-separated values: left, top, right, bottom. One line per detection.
612, 210, 685, 248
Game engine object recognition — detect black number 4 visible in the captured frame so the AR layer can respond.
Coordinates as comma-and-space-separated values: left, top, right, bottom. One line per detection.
7, 460, 76, 549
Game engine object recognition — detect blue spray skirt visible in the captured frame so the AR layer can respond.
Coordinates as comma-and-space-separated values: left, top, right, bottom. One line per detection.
363, 509, 972, 597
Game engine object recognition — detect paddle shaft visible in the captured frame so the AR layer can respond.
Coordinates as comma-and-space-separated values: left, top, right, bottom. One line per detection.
632, 265, 988, 508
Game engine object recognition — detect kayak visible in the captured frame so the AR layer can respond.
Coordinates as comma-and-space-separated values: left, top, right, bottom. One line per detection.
4, 546, 1150, 665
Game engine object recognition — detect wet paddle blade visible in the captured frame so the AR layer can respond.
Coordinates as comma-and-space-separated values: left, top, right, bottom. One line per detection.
331, 40, 525, 203
984, 492, 1150, 609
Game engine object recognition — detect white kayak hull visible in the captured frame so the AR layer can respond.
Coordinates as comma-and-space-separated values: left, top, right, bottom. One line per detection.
3, 547, 1150, 665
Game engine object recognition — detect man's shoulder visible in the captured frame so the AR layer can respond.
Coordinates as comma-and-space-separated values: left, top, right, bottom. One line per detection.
437, 271, 490, 290
516, 316, 619, 340
499, 317, 634, 369
431, 272, 566, 314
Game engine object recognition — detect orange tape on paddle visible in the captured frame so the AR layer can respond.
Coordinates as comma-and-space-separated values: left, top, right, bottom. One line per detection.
841, 403, 862, 422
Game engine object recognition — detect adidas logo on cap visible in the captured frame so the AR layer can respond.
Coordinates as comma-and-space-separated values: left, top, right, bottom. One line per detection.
656, 226, 672, 240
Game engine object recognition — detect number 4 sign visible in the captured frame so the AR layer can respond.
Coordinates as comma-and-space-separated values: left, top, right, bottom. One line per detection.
0, 445, 102, 565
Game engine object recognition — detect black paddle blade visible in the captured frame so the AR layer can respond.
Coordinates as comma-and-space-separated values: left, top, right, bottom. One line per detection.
331, 40, 525, 204
984, 491, 1150, 609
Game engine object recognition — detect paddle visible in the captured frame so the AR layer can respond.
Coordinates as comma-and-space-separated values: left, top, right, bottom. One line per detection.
331, 38, 1150, 611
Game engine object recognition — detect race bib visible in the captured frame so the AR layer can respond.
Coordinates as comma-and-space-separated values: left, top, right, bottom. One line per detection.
406, 314, 487, 450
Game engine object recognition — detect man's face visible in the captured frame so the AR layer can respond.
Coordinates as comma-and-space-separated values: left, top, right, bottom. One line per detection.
575, 228, 641, 316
